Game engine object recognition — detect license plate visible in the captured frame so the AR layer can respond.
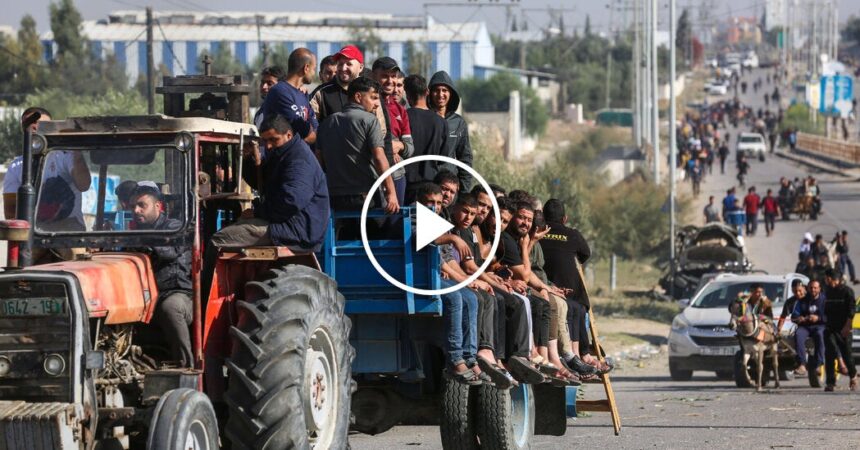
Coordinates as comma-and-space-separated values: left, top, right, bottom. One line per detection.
700, 346, 737, 356
0, 298, 66, 316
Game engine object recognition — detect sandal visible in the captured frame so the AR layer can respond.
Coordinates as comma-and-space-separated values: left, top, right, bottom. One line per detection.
507, 356, 546, 384
445, 367, 482, 386
478, 358, 513, 389
556, 369, 582, 386
537, 363, 560, 377
579, 373, 601, 383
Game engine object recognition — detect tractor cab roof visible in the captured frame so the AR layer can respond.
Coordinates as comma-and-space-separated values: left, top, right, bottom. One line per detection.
38, 114, 257, 138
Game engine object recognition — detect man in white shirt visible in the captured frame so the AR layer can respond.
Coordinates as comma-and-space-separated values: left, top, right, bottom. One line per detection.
3, 107, 90, 230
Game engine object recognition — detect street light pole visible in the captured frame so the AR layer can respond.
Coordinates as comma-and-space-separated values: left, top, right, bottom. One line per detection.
651, 0, 660, 184
633, 0, 642, 147
669, 0, 677, 296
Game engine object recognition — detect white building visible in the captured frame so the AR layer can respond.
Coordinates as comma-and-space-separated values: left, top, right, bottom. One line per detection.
39, 10, 494, 85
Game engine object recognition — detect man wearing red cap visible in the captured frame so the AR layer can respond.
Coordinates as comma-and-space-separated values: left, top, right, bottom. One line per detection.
310, 44, 364, 123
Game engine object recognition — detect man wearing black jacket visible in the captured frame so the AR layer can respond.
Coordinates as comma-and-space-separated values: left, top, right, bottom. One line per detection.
539, 198, 607, 375
429, 71, 473, 193
129, 184, 193, 367
403, 74, 453, 201
823, 269, 857, 391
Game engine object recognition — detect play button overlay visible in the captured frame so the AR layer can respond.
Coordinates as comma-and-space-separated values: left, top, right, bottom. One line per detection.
360, 155, 501, 296
415, 202, 455, 251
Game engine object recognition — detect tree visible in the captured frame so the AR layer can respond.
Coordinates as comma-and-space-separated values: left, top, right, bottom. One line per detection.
348, 21, 384, 62
457, 72, 549, 135
676, 9, 691, 65
404, 40, 431, 76
584, 15, 592, 37
49, 0, 86, 60
16, 15, 47, 93
196, 41, 248, 76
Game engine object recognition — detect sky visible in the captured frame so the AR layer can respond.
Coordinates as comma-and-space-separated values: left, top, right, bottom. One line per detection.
3, 0, 860, 36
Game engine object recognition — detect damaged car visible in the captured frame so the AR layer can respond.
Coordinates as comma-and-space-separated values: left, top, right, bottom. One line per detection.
661, 223, 752, 299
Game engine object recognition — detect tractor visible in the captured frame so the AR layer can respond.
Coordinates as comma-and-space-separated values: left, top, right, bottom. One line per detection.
0, 68, 571, 449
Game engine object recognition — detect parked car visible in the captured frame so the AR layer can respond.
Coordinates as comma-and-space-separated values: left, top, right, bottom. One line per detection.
853, 302, 860, 360
742, 53, 759, 68
737, 132, 767, 161
668, 273, 808, 381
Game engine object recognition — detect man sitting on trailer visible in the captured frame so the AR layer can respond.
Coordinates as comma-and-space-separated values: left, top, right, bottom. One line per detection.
210, 113, 330, 253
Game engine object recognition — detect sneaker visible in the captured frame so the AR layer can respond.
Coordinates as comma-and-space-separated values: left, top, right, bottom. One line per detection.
566, 355, 599, 376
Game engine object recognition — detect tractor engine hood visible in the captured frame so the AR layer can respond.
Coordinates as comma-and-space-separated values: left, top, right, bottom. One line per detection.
28, 252, 159, 324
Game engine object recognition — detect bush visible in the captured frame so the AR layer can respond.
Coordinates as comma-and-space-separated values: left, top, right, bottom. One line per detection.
780, 103, 825, 135
473, 127, 684, 261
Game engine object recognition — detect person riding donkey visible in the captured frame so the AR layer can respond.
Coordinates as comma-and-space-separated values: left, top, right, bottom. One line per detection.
728, 283, 780, 391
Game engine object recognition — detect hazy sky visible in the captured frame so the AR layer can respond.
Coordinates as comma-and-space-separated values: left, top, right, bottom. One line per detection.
3, 0, 860, 35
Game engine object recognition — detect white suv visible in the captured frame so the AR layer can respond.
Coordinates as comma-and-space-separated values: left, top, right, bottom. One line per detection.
668, 273, 808, 381
737, 132, 767, 161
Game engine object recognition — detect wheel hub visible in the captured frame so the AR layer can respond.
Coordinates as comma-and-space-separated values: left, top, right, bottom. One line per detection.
304, 327, 338, 449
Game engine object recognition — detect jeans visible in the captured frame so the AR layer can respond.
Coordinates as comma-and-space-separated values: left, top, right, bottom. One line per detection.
393, 176, 406, 206
745, 213, 758, 235
764, 213, 776, 234
440, 279, 478, 367
825, 328, 857, 386
795, 325, 825, 368
839, 254, 856, 280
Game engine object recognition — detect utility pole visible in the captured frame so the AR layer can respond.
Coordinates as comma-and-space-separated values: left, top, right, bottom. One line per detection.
605, 0, 616, 109
644, 0, 652, 146
669, 0, 677, 296
633, 0, 642, 147
651, 0, 660, 184
146, 7, 155, 115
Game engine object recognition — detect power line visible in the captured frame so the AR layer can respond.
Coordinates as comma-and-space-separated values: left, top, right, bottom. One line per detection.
155, 19, 186, 74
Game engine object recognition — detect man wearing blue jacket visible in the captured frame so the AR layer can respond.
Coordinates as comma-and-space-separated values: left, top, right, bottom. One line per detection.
210, 114, 329, 253
791, 280, 827, 376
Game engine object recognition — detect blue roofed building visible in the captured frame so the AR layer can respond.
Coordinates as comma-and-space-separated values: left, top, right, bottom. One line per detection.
40, 10, 494, 85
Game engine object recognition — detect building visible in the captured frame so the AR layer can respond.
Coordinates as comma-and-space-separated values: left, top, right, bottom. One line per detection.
39, 10, 494, 85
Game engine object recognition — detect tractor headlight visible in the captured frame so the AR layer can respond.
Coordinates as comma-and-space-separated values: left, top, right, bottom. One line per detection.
0, 356, 11, 377
43, 353, 65, 376
174, 132, 194, 152
31, 134, 47, 154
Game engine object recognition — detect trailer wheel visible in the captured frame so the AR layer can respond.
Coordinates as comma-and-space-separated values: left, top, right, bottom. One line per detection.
146, 388, 219, 450
439, 377, 478, 450
225, 265, 354, 450
476, 383, 534, 450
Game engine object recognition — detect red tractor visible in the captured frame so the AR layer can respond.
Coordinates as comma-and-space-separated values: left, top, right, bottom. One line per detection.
0, 72, 352, 449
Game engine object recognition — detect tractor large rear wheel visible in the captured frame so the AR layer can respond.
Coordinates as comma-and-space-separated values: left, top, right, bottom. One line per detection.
225, 265, 354, 449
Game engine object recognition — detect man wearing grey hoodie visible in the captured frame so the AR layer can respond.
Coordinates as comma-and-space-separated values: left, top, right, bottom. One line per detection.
429, 71, 473, 193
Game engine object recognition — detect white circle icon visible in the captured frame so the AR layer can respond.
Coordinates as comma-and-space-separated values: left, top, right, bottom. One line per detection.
360, 155, 502, 296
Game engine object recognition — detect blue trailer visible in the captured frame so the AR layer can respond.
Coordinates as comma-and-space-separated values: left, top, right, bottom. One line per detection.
319, 208, 575, 447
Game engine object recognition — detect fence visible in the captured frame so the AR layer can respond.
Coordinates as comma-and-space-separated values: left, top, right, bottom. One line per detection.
796, 132, 860, 166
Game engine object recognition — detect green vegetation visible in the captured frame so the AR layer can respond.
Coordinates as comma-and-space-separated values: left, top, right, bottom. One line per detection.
780, 103, 826, 136
458, 73, 549, 136
474, 127, 685, 260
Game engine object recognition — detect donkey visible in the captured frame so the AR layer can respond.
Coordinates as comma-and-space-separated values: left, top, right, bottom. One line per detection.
729, 300, 780, 391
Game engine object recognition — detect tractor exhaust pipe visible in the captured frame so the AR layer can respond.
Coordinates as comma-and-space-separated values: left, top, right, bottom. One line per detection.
15, 125, 36, 267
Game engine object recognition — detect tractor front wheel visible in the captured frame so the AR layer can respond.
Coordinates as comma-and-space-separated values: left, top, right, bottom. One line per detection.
146, 388, 219, 450
225, 265, 354, 450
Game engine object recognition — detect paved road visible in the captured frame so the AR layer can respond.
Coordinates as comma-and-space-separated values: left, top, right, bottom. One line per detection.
351, 68, 860, 449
